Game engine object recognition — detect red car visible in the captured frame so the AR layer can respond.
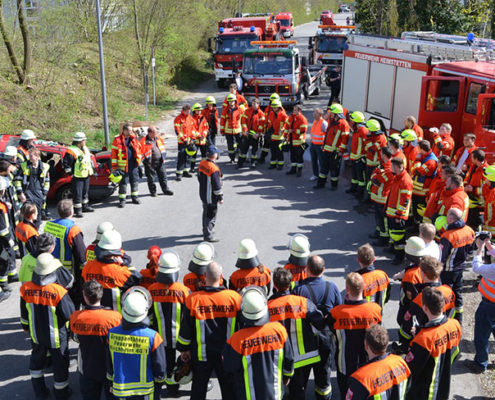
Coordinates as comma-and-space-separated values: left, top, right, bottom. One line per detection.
320, 10, 335, 25
0, 135, 115, 202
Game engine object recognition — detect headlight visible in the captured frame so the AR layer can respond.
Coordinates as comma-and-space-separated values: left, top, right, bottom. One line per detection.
217, 63, 223, 68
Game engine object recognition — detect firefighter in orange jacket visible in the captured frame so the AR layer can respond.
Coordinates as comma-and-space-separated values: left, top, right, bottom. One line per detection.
148, 250, 191, 396
369, 147, 394, 245
203, 96, 219, 145
183, 242, 215, 292
178, 261, 241, 399
464, 149, 487, 231
259, 93, 285, 164
237, 98, 265, 168
139, 245, 161, 289
347, 111, 368, 195
386, 158, 413, 264
111, 123, 143, 208
411, 140, 438, 224
405, 287, 462, 400
401, 129, 420, 174
364, 119, 387, 194
222, 82, 248, 110
286, 105, 308, 177
15, 202, 39, 256
345, 325, 410, 400
191, 103, 209, 171
423, 165, 456, 225
284, 234, 310, 287
174, 105, 195, 180
315, 103, 350, 190
329, 273, 382, 396
453, 132, 477, 176
266, 98, 289, 170
404, 115, 423, 140
268, 268, 325, 400
431, 123, 455, 158
434, 174, 470, 227
223, 286, 294, 400
220, 93, 243, 163
140, 126, 173, 197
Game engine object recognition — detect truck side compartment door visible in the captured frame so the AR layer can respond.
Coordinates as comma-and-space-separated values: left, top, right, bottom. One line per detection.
475, 93, 495, 164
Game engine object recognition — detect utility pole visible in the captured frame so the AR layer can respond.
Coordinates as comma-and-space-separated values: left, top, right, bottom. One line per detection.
151, 47, 156, 106
144, 71, 149, 120
95, 0, 110, 147
238, 0, 241, 16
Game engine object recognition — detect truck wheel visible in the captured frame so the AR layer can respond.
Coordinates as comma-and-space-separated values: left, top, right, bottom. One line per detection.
56, 185, 73, 201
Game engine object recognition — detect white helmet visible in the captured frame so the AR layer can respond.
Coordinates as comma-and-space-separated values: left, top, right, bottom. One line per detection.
236, 238, 260, 269
0, 177, 9, 191
73, 132, 87, 142
405, 236, 427, 257
241, 286, 269, 326
98, 230, 122, 251
159, 250, 181, 274
288, 234, 310, 259
189, 242, 215, 275
96, 221, 114, 241
3, 146, 17, 158
34, 253, 62, 276
121, 286, 152, 323
20, 129, 36, 140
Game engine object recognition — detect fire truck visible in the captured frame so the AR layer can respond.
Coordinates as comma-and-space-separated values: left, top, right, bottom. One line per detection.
308, 25, 354, 68
341, 32, 495, 161
242, 41, 327, 107
275, 12, 294, 38
208, 15, 280, 88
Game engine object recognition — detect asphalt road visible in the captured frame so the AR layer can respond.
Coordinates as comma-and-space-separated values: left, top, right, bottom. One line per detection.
0, 12, 488, 400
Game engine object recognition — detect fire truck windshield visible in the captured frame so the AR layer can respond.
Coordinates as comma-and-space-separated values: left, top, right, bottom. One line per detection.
243, 53, 293, 75
317, 36, 348, 53
278, 19, 291, 26
216, 35, 256, 54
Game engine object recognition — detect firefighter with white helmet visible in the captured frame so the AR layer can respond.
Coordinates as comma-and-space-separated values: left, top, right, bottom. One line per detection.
107, 286, 166, 399
18, 129, 37, 163
63, 132, 95, 218
284, 234, 310, 286
85, 221, 115, 262
183, 242, 217, 292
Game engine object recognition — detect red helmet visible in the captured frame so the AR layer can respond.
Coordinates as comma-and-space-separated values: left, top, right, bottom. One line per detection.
147, 245, 162, 264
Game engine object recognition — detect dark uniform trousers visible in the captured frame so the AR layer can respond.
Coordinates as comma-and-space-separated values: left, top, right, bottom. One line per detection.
164, 347, 178, 393
202, 203, 218, 241
238, 136, 259, 163
290, 145, 304, 167
191, 351, 233, 400
79, 373, 113, 400
261, 131, 271, 158
440, 269, 464, 318
225, 134, 241, 160
119, 161, 140, 199
320, 152, 342, 187
176, 144, 192, 173
270, 140, 284, 165
374, 203, 388, 239
144, 161, 168, 195
351, 157, 366, 190
72, 177, 90, 208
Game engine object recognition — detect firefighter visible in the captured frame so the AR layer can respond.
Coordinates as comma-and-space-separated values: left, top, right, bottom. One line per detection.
439, 208, 475, 324
405, 287, 462, 400
284, 233, 310, 287
285, 105, 308, 177
148, 250, 191, 396
63, 132, 95, 218
198, 145, 223, 243
85, 221, 115, 262
453, 132, 477, 176
329, 272, 382, 396
268, 268, 326, 400
464, 149, 487, 231
183, 241, 215, 292
315, 103, 350, 190
192, 103, 209, 166
435, 174, 470, 226
17, 129, 36, 164
222, 82, 248, 110
140, 126, 174, 197
266, 98, 289, 170
15, 202, 39, 256
259, 93, 284, 165
237, 98, 265, 169
364, 119, 387, 196
223, 285, 294, 400
82, 230, 141, 311
15, 147, 50, 227
0, 156, 22, 257
107, 286, 166, 400
203, 96, 219, 145
174, 104, 195, 180
70, 280, 122, 400
177, 261, 241, 399
347, 111, 368, 195
411, 140, 438, 225
355, 243, 390, 312
385, 158, 413, 265
229, 238, 272, 295
0, 177, 15, 302
482, 165, 495, 237
20, 253, 75, 399
404, 115, 423, 140
400, 129, 420, 173
369, 147, 394, 245
423, 165, 456, 225
140, 245, 161, 289
1, 145, 18, 165
220, 93, 243, 163
345, 325, 410, 400
388, 133, 406, 166
399, 256, 455, 349
112, 123, 143, 207
292, 255, 342, 400
43, 199, 86, 308
431, 123, 455, 158
309, 108, 327, 181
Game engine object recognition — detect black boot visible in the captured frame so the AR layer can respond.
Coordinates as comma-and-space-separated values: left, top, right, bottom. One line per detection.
176, 174, 182, 181
372, 238, 388, 247
118, 199, 125, 208
454, 311, 463, 325
0, 290, 10, 303
313, 177, 326, 189
286, 166, 297, 175
250, 159, 257, 168
346, 185, 357, 194
268, 163, 277, 170
258, 152, 267, 164
41, 211, 51, 221
277, 164, 284, 170
392, 250, 405, 265
296, 167, 302, 177
132, 196, 141, 205
183, 171, 192, 178
356, 186, 364, 199
163, 188, 174, 196
383, 245, 395, 254
82, 204, 95, 212
330, 181, 338, 191
74, 207, 83, 218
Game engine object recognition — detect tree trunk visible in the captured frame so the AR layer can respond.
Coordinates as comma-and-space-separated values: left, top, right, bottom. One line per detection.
131, 0, 146, 86
17, 0, 31, 83
0, 0, 24, 82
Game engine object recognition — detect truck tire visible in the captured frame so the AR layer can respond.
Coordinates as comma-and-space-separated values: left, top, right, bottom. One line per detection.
56, 184, 73, 201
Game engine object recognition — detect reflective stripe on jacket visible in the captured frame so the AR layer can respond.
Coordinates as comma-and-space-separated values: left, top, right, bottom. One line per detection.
111, 133, 142, 172
385, 170, 413, 219
43, 219, 78, 271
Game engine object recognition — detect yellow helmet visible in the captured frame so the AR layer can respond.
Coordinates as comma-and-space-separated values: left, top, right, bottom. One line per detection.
271, 99, 282, 108
185, 145, 197, 156
483, 164, 495, 182
329, 103, 343, 114
192, 103, 203, 112
205, 96, 216, 105
350, 111, 365, 123
270, 93, 280, 101
226, 93, 237, 102
401, 129, 417, 142
366, 119, 381, 132
435, 216, 448, 232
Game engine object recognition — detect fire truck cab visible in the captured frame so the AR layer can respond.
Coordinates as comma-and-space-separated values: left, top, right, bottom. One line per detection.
275, 12, 294, 38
